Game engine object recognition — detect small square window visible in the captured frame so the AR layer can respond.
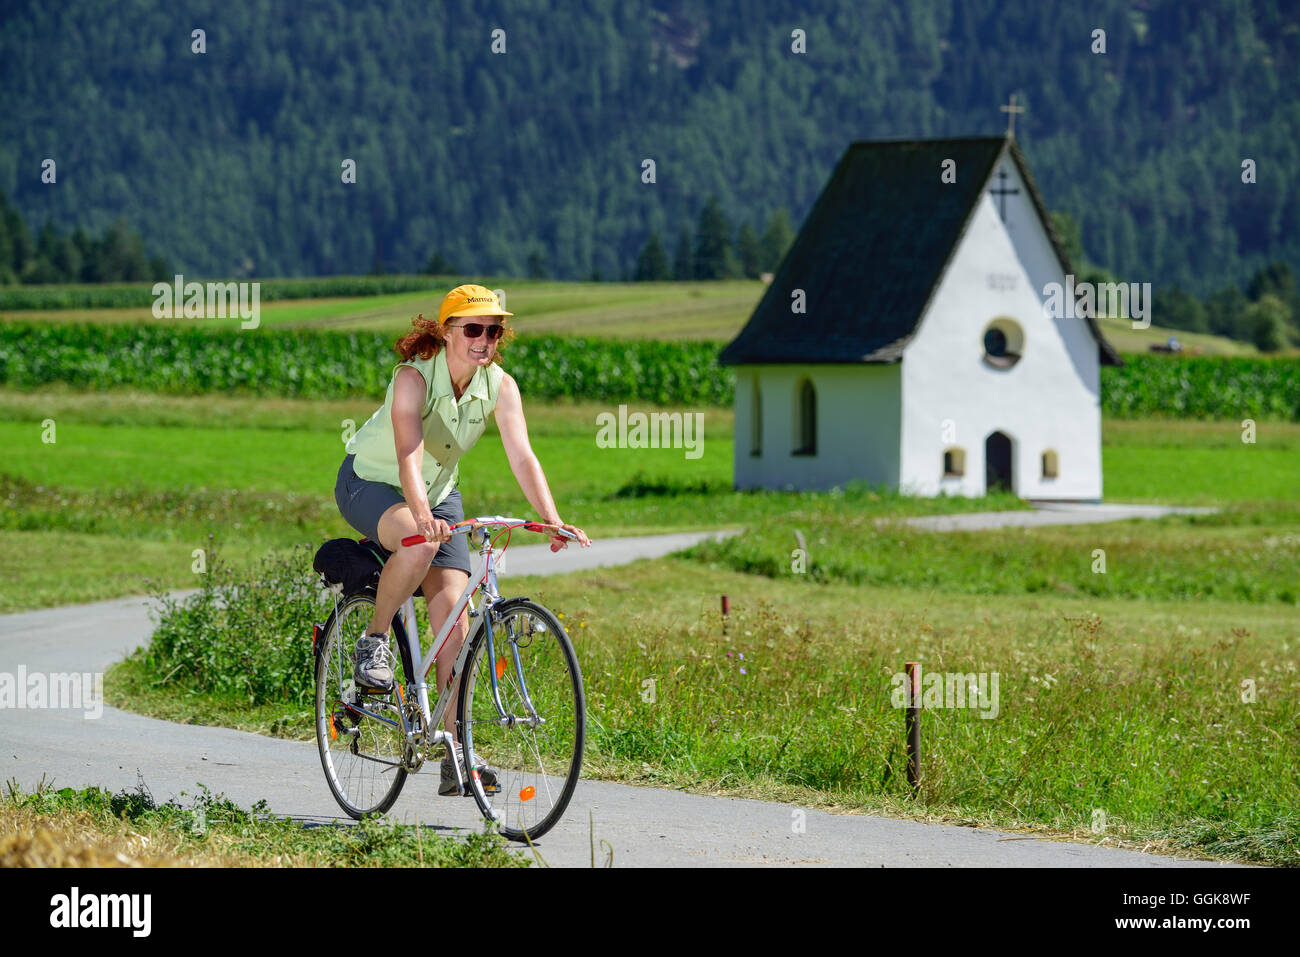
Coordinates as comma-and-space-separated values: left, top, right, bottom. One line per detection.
943, 448, 966, 477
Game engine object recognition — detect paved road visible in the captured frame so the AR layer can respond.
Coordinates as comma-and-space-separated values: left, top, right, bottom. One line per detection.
1, 529, 1234, 867
899, 502, 1218, 532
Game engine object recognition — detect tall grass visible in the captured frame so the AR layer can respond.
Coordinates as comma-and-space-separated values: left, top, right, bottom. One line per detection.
571, 581, 1298, 864
114, 541, 1300, 864
682, 504, 1300, 603
1, 781, 524, 867
139, 542, 326, 705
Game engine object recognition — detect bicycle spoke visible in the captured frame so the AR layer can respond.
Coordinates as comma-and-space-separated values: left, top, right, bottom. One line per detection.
315, 592, 409, 818
462, 602, 584, 841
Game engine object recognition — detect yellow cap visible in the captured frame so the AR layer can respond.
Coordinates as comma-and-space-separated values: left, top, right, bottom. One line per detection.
437, 284, 513, 325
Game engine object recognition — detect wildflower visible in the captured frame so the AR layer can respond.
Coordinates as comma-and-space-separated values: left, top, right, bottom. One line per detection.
726, 651, 733, 657
739, 653, 745, 660
739, 668, 747, 675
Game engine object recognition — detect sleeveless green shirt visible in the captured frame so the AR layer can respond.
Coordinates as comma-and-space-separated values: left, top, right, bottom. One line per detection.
346, 349, 504, 507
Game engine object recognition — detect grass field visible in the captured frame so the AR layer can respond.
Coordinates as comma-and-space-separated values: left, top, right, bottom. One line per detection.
2, 291, 1295, 864
2, 386, 1298, 612
1, 279, 766, 340
3, 277, 1261, 355
107, 550, 1300, 864
1096, 316, 1262, 357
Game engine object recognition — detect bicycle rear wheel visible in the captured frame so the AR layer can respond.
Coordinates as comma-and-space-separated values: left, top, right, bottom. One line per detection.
459, 599, 585, 842
315, 590, 410, 818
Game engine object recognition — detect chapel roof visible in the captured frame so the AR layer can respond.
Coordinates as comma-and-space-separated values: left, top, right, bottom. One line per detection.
719, 135, 1123, 367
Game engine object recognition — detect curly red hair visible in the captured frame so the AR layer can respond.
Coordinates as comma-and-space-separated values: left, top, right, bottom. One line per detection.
393, 313, 514, 363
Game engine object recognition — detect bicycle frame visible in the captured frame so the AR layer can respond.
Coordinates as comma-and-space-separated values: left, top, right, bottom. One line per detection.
339, 516, 562, 795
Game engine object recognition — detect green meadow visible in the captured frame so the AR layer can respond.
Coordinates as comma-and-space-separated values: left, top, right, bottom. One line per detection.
1, 286, 1296, 865
0, 278, 764, 340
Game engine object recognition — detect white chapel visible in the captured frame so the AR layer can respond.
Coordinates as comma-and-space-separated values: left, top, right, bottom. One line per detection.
720, 135, 1122, 501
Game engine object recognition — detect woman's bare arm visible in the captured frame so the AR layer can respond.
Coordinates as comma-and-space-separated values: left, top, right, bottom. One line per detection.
494, 372, 590, 547
392, 366, 449, 542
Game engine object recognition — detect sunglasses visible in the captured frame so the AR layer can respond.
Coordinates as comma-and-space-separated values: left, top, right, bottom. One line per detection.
449, 322, 505, 341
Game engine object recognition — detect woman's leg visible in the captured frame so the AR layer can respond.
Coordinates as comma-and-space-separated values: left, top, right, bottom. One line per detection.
368, 502, 438, 638
421, 565, 471, 739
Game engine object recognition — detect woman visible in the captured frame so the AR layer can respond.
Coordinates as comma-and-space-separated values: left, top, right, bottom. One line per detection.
334, 283, 590, 795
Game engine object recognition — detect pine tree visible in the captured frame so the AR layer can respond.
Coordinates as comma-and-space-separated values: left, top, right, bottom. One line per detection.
736, 222, 762, 278
1156, 286, 1208, 333
424, 251, 457, 275
1205, 286, 1248, 341
4, 205, 33, 277
0, 193, 15, 284
759, 208, 794, 273
692, 196, 734, 280
69, 227, 95, 281
526, 249, 547, 279
672, 227, 693, 281
634, 231, 670, 280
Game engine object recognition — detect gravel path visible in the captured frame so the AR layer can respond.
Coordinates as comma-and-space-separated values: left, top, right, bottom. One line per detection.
899, 502, 1218, 532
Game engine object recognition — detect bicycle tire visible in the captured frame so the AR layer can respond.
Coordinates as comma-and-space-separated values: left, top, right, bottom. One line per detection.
315, 589, 410, 818
458, 598, 585, 842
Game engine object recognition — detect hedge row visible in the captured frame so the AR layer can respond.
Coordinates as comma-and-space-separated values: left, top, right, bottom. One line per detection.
1, 323, 1295, 417
1100, 353, 1300, 420
0, 323, 734, 406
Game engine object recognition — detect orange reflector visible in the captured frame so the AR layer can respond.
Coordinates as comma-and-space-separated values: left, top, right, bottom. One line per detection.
519, 786, 535, 802
328, 717, 338, 741
496, 656, 507, 679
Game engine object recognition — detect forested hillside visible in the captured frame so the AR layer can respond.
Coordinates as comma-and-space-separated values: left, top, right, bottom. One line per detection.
1, 0, 1296, 296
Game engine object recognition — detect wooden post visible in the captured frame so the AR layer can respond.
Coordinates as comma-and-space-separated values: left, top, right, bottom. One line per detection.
905, 661, 921, 794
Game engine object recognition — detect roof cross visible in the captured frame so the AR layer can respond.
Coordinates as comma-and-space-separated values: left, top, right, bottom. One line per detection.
1000, 93, 1025, 138
989, 167, 1020, 222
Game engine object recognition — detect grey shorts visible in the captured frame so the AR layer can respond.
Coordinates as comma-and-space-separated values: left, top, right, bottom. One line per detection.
334, 454, 471, 575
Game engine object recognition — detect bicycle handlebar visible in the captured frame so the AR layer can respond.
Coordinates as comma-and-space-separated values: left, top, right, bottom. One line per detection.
400, 517, 580, 549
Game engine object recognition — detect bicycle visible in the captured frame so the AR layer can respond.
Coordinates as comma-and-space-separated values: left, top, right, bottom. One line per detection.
312, 516, 585, 842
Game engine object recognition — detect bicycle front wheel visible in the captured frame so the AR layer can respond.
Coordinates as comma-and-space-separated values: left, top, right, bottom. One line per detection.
315, 590, 409, 818
459, 599, 585, 841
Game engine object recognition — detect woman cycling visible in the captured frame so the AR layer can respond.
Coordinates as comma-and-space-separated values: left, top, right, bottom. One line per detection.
333, 283, 590, 794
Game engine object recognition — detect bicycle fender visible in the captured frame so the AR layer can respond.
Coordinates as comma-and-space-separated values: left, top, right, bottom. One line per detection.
487, 596, 533, 620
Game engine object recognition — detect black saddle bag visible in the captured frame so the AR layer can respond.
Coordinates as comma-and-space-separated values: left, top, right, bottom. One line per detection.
314, 538, 430, 599
313, 538, 397, 595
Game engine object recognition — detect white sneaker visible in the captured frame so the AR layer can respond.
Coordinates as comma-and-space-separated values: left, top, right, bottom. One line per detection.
353, 631, 395, 692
